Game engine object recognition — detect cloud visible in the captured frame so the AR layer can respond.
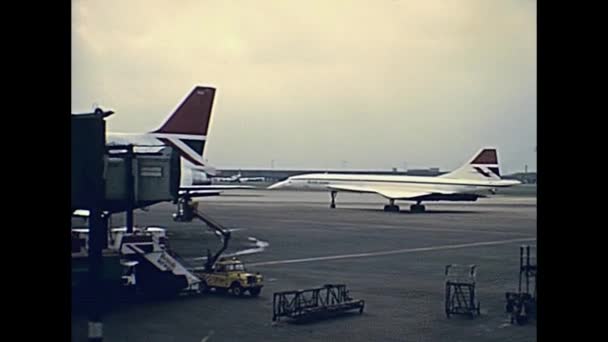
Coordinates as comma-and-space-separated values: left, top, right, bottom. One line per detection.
72, 0, 536, 173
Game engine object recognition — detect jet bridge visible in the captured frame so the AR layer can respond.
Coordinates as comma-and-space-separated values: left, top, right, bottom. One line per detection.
104, 144, 181, 214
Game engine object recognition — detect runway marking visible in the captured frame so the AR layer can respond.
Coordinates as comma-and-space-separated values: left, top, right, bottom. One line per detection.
248, 237, 536, 267
200, 330, 214, 342
203, 197, 537, 206
270, 219, 533, 236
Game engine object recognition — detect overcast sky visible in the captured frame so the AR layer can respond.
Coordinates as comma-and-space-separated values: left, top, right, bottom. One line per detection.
72, 0, 536, 174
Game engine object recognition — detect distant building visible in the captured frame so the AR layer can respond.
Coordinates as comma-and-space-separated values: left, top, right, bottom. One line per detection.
503, 172, 537, 184
217, 167, 446, 181
406, 168, 443, 176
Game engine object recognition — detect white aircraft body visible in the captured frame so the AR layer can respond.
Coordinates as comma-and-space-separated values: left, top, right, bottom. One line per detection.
213, 172, 243, 183
268, 148, 521, 212
239, 176, 266, 183
213, 172, 266, 183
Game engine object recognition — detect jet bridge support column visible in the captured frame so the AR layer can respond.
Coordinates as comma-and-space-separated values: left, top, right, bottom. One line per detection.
72, 109, 111, 342
87, 209, 105, 341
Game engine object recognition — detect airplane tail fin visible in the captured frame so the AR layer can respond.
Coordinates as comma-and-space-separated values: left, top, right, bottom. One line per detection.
150, 86, 216, 168
440, 148, 502, 180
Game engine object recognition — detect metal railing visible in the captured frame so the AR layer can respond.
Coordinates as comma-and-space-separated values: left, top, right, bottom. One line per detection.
273, 284, 364, 322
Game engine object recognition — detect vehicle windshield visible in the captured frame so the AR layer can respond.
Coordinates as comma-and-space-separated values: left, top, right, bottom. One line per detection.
225, 263, 246, 272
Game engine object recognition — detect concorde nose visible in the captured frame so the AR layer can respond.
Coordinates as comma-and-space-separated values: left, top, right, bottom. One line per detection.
267, 179, 290, 189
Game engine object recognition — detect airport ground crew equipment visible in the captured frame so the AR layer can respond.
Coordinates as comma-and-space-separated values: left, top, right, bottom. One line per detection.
173, 197, 231, 271
173, 197, 264, 296
194, 257, 264, 296
272, 284, 365, 322
505, 245, 536, 325
118, 229, 202, 295
444, 264, 481, 318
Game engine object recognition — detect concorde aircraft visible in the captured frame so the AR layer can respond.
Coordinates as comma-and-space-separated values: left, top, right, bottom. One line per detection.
268, 148, 520, 213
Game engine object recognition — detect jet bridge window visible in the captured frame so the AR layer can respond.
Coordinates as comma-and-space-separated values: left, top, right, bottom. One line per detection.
140, 166, 163, 177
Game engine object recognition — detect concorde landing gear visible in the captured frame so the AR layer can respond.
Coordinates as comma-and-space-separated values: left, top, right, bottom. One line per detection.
410, 202, 426, 213
330, 191, 337, 209
383, 199, 400, 212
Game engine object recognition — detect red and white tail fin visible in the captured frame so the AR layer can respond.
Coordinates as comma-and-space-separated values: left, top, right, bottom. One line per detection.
440, 148, 502, 180
149, 86, 215, 169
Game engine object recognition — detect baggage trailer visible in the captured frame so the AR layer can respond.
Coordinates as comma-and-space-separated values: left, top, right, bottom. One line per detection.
444, 264, 481, 318
505, 245, 536, 325
272, 284, 365, 323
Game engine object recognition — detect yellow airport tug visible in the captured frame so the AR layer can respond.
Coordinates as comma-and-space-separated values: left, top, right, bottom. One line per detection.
196, 257, 263, 296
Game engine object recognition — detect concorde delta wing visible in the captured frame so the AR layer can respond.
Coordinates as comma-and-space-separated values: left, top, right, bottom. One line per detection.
326, 184, 449, 200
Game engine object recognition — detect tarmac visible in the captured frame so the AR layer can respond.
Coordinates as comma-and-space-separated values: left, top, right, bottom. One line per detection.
72, 188, 537, 342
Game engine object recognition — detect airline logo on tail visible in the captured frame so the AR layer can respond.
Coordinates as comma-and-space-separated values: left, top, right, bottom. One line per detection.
441, 147, 502, 181
149, 86, 216, 168
470, 149, 501, 178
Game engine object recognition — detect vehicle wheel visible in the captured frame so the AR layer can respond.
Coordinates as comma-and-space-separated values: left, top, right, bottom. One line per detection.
384, 205, 399, 212
410, 204, 426, 213
199, 281, 209, 294
445, 286, 451, 318
249, 287, 261, 297
515, 312, 528, 325
230, 282, 244, 297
